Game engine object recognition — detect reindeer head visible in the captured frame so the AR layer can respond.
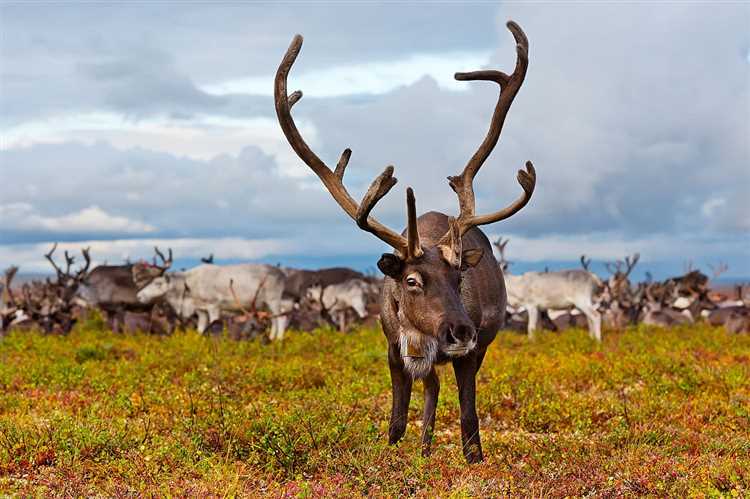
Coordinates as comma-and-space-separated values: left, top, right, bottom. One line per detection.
604, 253, 639, 308
132, 247, 173, 289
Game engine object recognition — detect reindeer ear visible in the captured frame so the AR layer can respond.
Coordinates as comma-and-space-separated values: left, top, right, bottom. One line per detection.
461, 248, 484, 270
377, 254, 404, 278
438, 217, 462, 268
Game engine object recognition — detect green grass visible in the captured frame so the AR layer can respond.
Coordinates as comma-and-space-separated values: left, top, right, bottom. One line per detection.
1, 318, 749, 497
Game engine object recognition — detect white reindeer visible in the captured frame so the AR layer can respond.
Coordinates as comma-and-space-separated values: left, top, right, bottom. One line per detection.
496, 239, 603, 341
306, 278, 379, 331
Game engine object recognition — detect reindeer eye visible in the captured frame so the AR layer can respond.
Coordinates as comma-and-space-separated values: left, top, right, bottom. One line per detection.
405, 275, 424, 289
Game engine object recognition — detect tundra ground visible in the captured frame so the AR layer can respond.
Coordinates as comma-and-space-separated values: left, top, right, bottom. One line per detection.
1, 318, 748, 497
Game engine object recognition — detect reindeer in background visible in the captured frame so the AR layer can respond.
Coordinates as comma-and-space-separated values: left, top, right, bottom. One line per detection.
16, 244, 92, 334
496, 239, 604, 340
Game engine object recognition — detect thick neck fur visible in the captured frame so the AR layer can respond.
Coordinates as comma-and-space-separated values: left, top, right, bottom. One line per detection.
397, 308, 438, 379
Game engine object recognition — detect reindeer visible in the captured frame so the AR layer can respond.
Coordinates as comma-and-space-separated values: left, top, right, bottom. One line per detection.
640, 280, 693, 327
274, 20, 536, 462
18, 244, 92, 334
306, 279, 380, 331
602, 253, 640, 329
226, 276, 274, 340
78, 247, 173, 332
496, 239, 603, 340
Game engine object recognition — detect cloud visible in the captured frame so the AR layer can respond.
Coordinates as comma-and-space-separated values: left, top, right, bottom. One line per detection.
0, 203, 156, 234
201, 49, 492, 97
1, 112, 288, 161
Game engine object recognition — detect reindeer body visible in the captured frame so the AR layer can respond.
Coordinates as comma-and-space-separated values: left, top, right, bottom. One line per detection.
505, 269, 602, 340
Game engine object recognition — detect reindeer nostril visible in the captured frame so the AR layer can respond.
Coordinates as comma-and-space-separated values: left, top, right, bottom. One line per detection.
454, 324, 473, 342
446, 326, 458, 345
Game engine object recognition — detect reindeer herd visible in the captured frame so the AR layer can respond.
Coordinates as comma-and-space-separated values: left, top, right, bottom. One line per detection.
496, 239, 749, 338
0, 246, 381, 339
1, 20, 747, 464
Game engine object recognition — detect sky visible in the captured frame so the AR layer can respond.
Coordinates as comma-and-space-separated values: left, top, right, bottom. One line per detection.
0, 2, 748, 281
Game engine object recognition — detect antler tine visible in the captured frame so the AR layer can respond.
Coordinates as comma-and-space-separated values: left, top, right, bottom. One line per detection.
405, 188, 423, 259
3, 266, 19, 307
44, 243, 66, 279
153, 246, 173, 271
63, 250, 75, 277
229, 278, 253, 318
444, 21, 534, 238
275, 34, 408, 254
625, 253, 640, 276
250, 275, 269, 315
75, 247, 91, 280
580, 255, 591, 271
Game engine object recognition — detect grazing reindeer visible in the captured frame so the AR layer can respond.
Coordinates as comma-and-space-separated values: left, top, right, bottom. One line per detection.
640, 280, 693, 327
306, 279, 379, 331
497, 239, 603, 341
274, 21, 536, 462
78, 247, 173, 333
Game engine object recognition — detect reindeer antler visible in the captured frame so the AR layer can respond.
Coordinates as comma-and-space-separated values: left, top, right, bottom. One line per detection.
442, 21, 535, 241
74, 248, 91, 282
2, 266, 19, 308
44, 243, 90, 284
152, 247, 173, 273
493, 237, 510, 265
275, 35, 413, 257
44, 243, 66, 280
708, 262, 728, 279
580, 254, 591, 271
624, 253, 640, 277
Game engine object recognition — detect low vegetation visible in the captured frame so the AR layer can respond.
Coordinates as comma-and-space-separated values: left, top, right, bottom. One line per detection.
1, 318, 748, 496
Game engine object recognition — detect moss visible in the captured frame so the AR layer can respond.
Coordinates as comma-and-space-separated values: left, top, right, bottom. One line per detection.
0, 320, 748, 496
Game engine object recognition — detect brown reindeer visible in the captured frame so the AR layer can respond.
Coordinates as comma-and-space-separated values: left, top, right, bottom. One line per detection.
274, 21, 536, 463
602, 253, 640, 329
79, 246, 172, 333
17, 244, 92, 334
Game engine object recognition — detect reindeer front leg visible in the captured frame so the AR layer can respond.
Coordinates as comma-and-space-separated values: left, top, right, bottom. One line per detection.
387, 342, 413, 445
453, 353, 483, 463
526, 306, 539, 340
421, 367, 440, 457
